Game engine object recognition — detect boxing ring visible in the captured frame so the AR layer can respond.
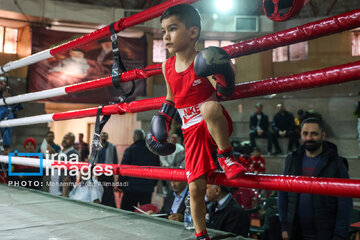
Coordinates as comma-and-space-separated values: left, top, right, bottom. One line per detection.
1, 0, 360, 239
0, 184, 243, 239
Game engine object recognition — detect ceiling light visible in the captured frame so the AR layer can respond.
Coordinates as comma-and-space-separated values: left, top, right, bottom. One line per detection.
215, 0, 232, 13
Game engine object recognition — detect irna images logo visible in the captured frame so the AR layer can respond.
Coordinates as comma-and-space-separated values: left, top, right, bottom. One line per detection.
8, 151, 43, 176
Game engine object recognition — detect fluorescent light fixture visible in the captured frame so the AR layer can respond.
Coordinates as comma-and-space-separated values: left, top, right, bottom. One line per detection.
46, 23, 144, 38
46, 25, 95, 33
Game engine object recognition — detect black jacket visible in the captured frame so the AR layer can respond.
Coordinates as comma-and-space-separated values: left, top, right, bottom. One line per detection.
272, 110, 295, 132
249, 112, 269, 132
278, 141, 353, 240
206, 196, 250, 237
121, 140, 160, 192
159, 190, 188, 215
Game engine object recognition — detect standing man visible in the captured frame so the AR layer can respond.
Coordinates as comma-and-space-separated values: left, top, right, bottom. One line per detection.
249, 103, 272, 154
74, 133, 89, 162
159, 133, 185, 195
159, 133, 185, 168
272, 103, 298, 154
120, 129, 160, 211
38, 131, 61, 155
49, 132, 79, 196
96, 132, 118, 208
38, 131, 61, 192
278, 118, 353, 240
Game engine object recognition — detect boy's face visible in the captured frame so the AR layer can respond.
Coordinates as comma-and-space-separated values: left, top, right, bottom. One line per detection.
161, 16, 198, 55
253, 150, 260, 158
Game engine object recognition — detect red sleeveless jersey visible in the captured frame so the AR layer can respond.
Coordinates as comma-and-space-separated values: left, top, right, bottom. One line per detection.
164, 56, 215, 109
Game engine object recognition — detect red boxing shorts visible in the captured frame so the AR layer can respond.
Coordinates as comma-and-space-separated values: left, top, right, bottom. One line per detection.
183, 104, 233, 183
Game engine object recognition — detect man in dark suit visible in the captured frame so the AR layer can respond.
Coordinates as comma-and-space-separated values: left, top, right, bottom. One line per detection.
155, 180, 188, 222
119, 129, 160, 211
249, 103, 272, 154
205, 184, 250, 237
272, 103, 298, 154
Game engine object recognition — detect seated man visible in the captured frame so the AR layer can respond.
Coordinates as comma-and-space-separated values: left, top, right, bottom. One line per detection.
249, 103, 272, 154
205, 184, 250, 237
148, 180, 189, 222
271, 103, 298, 154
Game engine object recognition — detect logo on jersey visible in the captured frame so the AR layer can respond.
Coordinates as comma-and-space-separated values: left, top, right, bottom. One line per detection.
186, 171, 192, 178
183, 104, 201, 124
192, 79, 202, 87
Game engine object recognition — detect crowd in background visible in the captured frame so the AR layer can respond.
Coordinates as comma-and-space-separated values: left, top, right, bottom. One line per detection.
0, 101, 358, 240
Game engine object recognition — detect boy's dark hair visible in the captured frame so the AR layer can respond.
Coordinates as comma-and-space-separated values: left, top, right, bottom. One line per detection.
160, 4, 201, 41
301, 117, 324, 131
252, 147, 261, 153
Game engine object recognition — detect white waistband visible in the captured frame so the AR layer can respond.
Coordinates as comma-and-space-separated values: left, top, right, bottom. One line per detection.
177, 93, 217, 129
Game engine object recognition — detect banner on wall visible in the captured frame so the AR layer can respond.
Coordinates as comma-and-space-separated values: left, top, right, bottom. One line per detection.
28, 27, 147, 104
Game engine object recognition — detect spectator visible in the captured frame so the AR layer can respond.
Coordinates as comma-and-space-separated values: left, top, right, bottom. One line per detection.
159, 134, 185, 168
293, 109, 305, 150
74, 133, 89, 162
159, 133, 185, 195
294, 109, 305, 130
245, 148, 265, 174
249, 103, 272, 154
0, 144, 9, 184
62, 174, 104, 204
38, 131, 61, 192
24, 137, 36, 153
49, 132, 79, 196
354, 101, 360, 157
13, 138, 42, 190
37, 131, 61, 155
96, 131, 118, 208
148, 180, 188, 222
0, 81, 22, 148
271, 103, 298, 154
205, 184, 250, 237
2, 144, 10, 155
261, 191, 282, 240
119, 129, 160, 211
278, 118, 353, 240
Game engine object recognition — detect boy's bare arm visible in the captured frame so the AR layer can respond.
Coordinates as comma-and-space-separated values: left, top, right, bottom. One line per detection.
162, 61, 174, 102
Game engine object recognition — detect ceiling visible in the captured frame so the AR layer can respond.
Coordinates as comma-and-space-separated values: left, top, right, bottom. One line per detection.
58, 0, 360, 18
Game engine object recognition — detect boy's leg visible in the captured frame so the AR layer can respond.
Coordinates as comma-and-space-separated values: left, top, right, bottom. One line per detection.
189, 175, 210, 239
201, 101, 246, 179
201, 101, 231, 150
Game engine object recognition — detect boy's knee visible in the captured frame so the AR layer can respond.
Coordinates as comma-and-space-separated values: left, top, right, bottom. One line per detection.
200, 101, 221, 119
